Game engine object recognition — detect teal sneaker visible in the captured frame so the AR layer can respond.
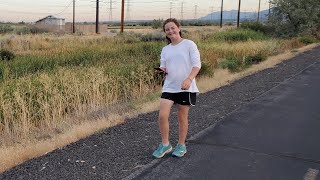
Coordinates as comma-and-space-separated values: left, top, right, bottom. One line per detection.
152, 144, 172, 158
172, 144, 187, 157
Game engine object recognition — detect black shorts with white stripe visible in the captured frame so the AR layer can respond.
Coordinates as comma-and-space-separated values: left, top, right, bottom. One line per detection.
161, 92, 197, 106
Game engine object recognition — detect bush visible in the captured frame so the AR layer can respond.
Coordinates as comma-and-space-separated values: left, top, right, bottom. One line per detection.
240, 21, 272, 34
110, 29, 117, 33
220, 53, 268, 72
140, 32, 165, 42
29, 26, 49, 34
14, 26, 49, 35
0, 49, 15, 61
298, 36, 319, 45
15, 27, 31, 35
115, 32, 141, 43
268, 1, 320, 38
220, 57, 241, 72
198, 62, 214, 77
151, 19, 162, 29
0, 62, 4, 81
211, 29, 267, 42
244, 54, 266, 65
0, 24, 14, 33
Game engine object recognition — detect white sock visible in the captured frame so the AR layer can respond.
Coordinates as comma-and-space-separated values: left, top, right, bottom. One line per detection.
162, 143, 169, 146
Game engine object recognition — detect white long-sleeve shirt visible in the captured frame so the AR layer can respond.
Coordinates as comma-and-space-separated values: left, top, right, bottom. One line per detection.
160, 39, 201, 93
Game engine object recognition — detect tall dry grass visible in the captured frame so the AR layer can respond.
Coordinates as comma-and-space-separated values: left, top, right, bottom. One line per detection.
0, 29, 307, 144
0, 65, 157, 145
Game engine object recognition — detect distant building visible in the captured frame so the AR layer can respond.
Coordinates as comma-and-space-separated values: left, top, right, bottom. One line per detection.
35, 15, 65, 32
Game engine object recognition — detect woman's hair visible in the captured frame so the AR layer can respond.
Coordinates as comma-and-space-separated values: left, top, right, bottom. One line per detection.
162, 18, 182, 44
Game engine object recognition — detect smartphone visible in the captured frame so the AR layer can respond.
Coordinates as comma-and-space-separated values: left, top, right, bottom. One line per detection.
154, 67, 167, 74
154, 67, 163, 71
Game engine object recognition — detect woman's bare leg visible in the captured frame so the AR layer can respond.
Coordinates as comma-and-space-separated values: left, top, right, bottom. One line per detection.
159, 98, 174, 144
177, 105, 190, 144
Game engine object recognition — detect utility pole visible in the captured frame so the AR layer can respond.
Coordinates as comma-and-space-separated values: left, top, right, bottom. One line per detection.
210, 6, 214, 23
108, 0, 116, 22
237, 0, 241, 27
126, 0, 131, 21
73, 0, 75, 33
194, 5, 198, 20
220, 0, 223, 28
181, 1, 184, 21
268, 1, 271, 21
109, 0, 112, 21
257, 0, 261, 22
120, 0, 124, 33
96, 0, 99, 34
170, 2, 173, 18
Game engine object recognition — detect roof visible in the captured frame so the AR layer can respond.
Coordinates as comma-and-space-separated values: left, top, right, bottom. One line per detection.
35, 15, 65, 23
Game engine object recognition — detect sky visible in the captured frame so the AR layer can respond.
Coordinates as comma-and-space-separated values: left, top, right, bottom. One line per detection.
0, 0, 270, 23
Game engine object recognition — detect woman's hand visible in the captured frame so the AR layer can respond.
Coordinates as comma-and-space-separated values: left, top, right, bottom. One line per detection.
154, 67, 167, 74
181, 77, 192, 90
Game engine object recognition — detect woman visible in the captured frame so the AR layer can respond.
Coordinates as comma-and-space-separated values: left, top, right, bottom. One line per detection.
152, 18, 201, 158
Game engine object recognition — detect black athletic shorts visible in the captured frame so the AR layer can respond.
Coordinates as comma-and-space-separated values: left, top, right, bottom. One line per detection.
161, 92, 197, 106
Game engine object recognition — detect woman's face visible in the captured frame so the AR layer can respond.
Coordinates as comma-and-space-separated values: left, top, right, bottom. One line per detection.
164, 22, 181, 40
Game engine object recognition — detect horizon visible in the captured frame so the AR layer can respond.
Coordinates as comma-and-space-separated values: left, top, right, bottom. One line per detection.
0, 0, 270, 23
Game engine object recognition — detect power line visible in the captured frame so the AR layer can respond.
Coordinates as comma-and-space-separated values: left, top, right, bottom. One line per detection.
130, 0, 170, 3
54, 0, 73, 16
1, 0, 272, 23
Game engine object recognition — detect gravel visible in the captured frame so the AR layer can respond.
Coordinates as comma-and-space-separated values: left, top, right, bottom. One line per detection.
1, 46, 319, 180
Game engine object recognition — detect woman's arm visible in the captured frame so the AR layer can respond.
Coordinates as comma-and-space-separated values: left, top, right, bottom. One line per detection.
181, 67, 200, 90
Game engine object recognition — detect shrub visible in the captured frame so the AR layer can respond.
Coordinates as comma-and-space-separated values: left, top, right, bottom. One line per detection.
220, 57, 241, 72
75, 31, 84, 36
198, 62, 214, 77
0, 49, 15, 61
115, 32, 141, 43
15, 27, 31, 35
110, 29, 117, 33
268, 0, 320, 37
14, 26, 49, 35
151, 19, 162, 29
220, 53, 267, 72
0, 62, 4, 81
244, 54, 266, 65
29, 26, 49, 34
211, 29, 267, 42
0, 24, 14, 33
298, 36, 319, 45
140, 32, 165, 42
240, 21, 272, 34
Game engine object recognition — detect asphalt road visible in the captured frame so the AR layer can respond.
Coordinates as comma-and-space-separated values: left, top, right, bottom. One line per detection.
1, 45, 319, 180
132, 47, 320, 180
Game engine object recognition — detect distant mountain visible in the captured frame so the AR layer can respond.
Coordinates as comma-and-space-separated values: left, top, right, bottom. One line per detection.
200, 9, 270, 22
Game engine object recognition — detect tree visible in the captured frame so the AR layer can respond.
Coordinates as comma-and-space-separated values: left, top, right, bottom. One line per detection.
269, 0, 320, 37
151, 19, 162, 29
